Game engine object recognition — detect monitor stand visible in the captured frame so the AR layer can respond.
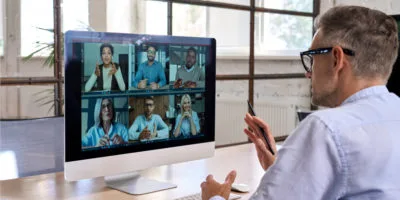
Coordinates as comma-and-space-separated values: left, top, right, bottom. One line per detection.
105, 171, 177, 195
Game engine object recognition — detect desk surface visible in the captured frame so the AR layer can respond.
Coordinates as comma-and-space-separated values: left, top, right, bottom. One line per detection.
0, 143, 265, 200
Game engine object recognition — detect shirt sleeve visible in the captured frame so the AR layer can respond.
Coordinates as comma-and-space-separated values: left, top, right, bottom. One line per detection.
128, 117, 142, 140
156, 115, 169, 139
209, 196, 225, 200
192, 111, 200, 133
157, 63, 167, 87
119, 124, 129, 142
174, 114, 182, 136
114, 67, 126, 91
133, 64, 144, 88
82, 126, 96, 147
250, 115, 344, 200
85, 73, 98, 92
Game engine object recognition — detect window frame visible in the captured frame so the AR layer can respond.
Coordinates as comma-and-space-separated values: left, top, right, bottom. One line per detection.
0, 0, 319, 140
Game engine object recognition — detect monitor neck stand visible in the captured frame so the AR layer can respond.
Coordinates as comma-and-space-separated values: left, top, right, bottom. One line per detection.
104, 171, 177, 195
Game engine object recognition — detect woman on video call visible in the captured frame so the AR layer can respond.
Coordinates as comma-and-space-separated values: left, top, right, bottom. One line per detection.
82, 98, 128, 147
173, 94, 200, 138
85, 43, 126, 92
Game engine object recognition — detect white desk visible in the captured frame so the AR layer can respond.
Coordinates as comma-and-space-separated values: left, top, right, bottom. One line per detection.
0, 143, 267, 200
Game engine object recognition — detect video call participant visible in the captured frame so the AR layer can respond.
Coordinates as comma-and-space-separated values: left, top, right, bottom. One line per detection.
85, 43, 126, 92
173, 94, 200, 138
82, 98, 128, 147
133, 45, 167, 90
129, 96, 169, 140
174, 47, 205, 88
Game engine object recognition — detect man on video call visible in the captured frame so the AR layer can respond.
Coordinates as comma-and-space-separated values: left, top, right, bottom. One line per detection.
128, 96, 169, 140
133, 45, 167, 89
201, 6, 400, 200
174, 47, 205, 88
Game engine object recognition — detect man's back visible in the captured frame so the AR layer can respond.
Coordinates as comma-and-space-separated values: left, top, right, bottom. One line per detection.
313, 86, 400, 199
252, 86, 400, 200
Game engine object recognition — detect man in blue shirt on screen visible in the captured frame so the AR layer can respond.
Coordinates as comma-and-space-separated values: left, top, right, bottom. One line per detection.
133, 45, 167, 89
201, 6, 400, 200
128, 96, 169, 141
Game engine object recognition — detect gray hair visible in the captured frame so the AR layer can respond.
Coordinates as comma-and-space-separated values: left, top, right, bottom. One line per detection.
315, 6, 398, 80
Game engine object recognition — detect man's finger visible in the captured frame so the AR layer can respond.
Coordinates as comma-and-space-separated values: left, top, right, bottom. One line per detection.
244, 128, 258, 142
224, 170, 237, 185
206, 174, 214, 182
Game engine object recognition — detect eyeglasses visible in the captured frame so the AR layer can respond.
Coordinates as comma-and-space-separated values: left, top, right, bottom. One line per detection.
300, 47, 355, 73
144, 103, 154, 107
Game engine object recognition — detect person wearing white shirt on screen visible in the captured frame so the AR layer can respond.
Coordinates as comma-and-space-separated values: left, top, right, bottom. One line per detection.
173, 94, 200, 138
85, 43, 126, 92
82, 98, 128, 147
201, 6, 400, 200
128, 96, 169, 140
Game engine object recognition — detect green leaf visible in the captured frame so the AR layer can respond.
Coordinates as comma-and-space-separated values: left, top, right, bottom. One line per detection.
22, 45, 50, 62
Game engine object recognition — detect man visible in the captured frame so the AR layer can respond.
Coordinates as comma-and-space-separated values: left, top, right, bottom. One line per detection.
128, 96, 169, 140
133, 45, 167, 89
174, 47, 205, 88
82, 98, 128, 147
201, 6, 400, 200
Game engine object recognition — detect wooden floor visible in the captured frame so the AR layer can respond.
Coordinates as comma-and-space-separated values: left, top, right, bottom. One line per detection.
0, 117, 64, 180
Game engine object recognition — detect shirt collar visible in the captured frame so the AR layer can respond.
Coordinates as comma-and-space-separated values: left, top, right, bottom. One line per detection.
185, 65, 195, 72
341, 85, 389, 105
146, 60, 158, 66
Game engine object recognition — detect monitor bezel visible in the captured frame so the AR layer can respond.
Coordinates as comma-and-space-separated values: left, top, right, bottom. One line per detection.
64, 31, 216, 162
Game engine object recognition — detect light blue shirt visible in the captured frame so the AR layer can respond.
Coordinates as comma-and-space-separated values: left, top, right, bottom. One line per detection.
82, 123, 129, 147
128, 114, 169, 140
133, 60, 166, 88
174, 111, 200, 137
212, 86, 400, 200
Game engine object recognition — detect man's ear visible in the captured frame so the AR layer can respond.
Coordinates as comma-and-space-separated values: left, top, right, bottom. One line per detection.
332, 45, 345, 73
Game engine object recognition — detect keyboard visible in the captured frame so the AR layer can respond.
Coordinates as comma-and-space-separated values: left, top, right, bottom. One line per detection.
175, 193, 241, 200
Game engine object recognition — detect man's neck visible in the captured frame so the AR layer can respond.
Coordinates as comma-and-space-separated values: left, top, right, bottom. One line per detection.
145, 114, 152, 121
186, 65, 193, 70
148, 60, 154, 66
335, 77, 385, 107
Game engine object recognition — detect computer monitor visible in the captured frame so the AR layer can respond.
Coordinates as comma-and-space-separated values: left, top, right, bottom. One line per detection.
64, 31, 216, 194
387, 15, 400, 97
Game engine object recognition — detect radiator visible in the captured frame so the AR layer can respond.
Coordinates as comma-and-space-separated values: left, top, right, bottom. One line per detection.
215, 100, 296, 146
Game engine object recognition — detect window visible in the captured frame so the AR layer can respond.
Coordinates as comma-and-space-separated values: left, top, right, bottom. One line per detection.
0, 0, 4, 56
254, 13, 313, 56
173, 4, 206, 37
62, 0, 89, 32
256, 0, 313, 13
21, 0, 54, 56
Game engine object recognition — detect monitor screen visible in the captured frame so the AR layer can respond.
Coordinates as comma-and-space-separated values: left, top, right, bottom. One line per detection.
64, 31, 216, 182
387, 15, 400, 97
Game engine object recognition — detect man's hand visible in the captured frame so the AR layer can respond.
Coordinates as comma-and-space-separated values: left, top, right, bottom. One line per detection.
95, 62, 101, 77
112, 134, 124, 144
138, 80, 147, 89
96, 135, 110, 147
244, 113, 277, 170
108, 63, 117, 76
150, 82, 159, 90
201, 170, 236, 200
151, 122, 158, 138
139, 126, 151, 140
174, 79, 182, 88
183, 81, 196, 88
